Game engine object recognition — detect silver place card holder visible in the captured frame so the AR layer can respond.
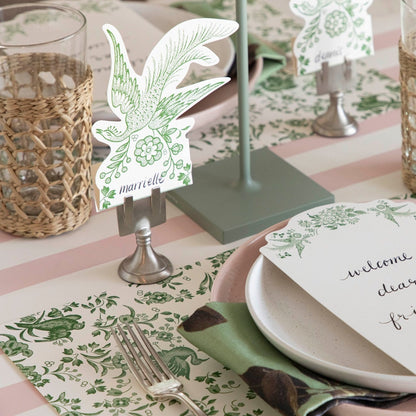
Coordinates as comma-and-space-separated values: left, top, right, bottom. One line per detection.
312, 59, 358, 138
117, 187, 173, 284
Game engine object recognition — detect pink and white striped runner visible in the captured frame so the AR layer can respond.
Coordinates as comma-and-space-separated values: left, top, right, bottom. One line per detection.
0, 2, 409, 415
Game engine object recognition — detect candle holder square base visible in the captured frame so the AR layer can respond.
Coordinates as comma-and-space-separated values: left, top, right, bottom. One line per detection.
167, 147, 334, 244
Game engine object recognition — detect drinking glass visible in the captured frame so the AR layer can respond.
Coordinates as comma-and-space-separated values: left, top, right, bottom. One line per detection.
402, 0, 416, 52
0, 3, 93, 237
400, 0, 416, 193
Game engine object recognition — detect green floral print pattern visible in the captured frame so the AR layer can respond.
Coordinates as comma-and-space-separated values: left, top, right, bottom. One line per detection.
324, 10, 348, 37
289, 0, 373, 74
134, 136, 164, 167
0, 251, 270, 416
93, 20, 238, 209
264, 200, 416, 258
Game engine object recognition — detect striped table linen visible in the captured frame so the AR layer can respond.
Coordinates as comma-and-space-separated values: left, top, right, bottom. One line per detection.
0, 0, 411, 415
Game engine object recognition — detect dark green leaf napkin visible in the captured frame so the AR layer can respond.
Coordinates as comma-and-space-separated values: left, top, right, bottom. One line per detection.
172, 1, 287, 83
178, 302, 414, 416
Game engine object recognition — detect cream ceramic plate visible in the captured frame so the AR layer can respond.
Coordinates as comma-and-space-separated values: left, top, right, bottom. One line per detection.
211, 217, 416, 415
245, 254, 416, 393
93, 2, 262, 134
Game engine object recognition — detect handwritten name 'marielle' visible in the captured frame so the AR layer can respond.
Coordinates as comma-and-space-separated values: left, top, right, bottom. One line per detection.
343, 252, 413, 280
118, 172, 165, 195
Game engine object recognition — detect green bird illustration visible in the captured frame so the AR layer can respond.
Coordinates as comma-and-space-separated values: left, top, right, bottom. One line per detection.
158, 346, 208, 379
93, 20, 238, 145
267, 230, 311, 258
291, 0, 332, 16
369, 202, 416, 226
16, 313, 85, 342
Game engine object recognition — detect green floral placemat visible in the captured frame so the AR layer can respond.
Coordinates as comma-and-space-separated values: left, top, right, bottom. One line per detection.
0, 250, 279, 416
2, 244, 414, 416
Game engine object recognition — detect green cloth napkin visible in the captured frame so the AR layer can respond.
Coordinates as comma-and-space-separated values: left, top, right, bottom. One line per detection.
178, 302, 414, 416
172, 1, 286, 83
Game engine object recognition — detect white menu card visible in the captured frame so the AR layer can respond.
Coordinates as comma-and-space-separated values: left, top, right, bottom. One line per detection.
260, 199, 416, 374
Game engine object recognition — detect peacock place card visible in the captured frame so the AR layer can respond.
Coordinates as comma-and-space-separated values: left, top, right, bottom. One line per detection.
290, 0, 374, 75
92, 19, 238, 210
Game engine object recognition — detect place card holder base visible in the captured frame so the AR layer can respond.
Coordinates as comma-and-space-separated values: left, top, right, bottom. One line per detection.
312, 59, 358, 138
167, 0, 334, 244
116, 188, 173, 284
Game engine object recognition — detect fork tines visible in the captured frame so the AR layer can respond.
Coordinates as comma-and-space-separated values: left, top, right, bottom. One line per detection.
111, 322, 172, 387
112, 322, 208, 416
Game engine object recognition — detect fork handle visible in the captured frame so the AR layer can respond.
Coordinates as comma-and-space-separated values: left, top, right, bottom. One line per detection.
168, 392, 208, 416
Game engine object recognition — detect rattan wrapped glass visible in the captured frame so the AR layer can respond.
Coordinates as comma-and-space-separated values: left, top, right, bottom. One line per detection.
0, 4, 93, 238
401, 0, 416, 193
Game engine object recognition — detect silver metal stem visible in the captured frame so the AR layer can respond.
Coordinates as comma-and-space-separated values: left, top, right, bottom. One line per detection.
116, 189, 173, 284
312, 91, 358, 137
312, 60, 358, 138
118, 227, 173, 284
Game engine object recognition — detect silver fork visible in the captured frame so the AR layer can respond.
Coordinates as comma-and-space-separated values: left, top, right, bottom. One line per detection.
111, 323, 207, 416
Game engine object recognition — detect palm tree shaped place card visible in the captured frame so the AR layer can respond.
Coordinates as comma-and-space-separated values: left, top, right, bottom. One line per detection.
290, 0, 374, 76
93, 20, 238, 211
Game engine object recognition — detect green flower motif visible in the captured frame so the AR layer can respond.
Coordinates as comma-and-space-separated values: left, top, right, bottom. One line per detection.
112, 397, 130, 407
144, 291, 174, 305
324, 10, 348, 38
112, 352, 128, 370
266, 201, 416, 259
15, 364, 46, 386
285, 118, 310, 128
134, 135, 163, 167
118, 314, 133, 324
307, 205, 364, 230
156, 331, 173, 342
0, 336, 33, 358
261, 74, 296, 92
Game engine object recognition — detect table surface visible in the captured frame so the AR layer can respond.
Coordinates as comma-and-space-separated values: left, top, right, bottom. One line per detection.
0, 0, 411, 415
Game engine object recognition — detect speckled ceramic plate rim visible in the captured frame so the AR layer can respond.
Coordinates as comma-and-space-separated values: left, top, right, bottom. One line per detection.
245, 254, 416, 393
211, 204, 416, 414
